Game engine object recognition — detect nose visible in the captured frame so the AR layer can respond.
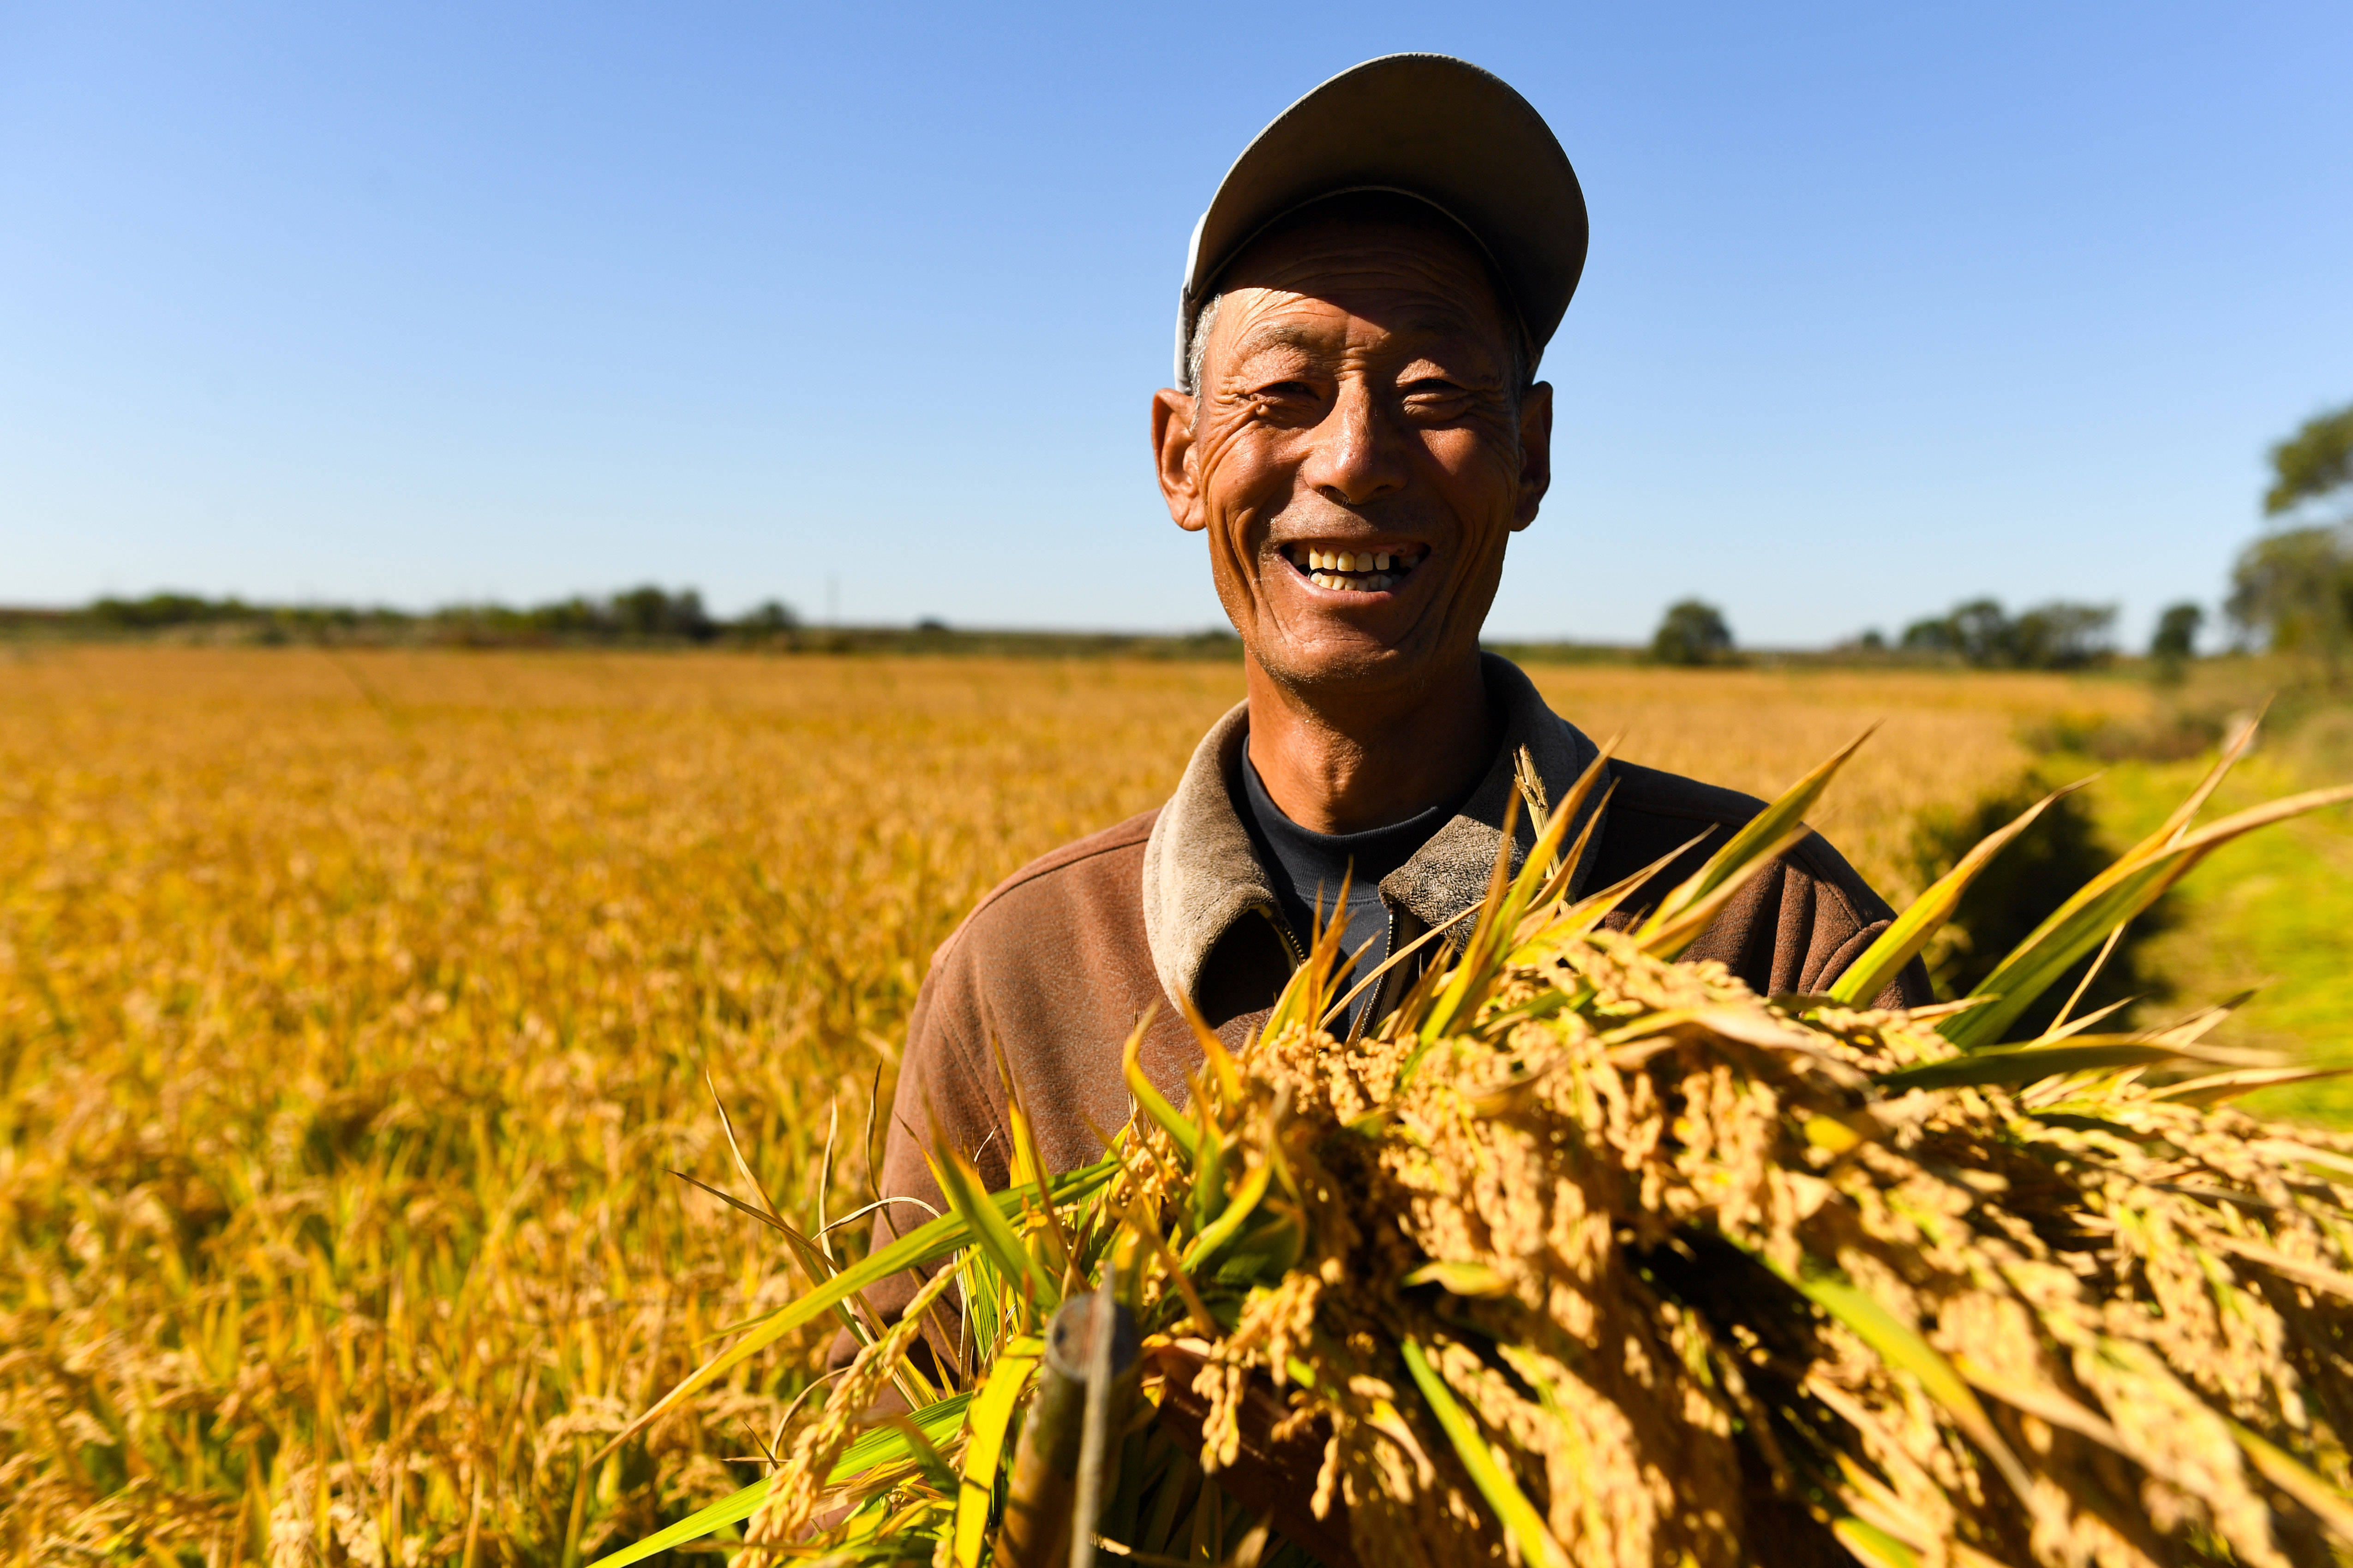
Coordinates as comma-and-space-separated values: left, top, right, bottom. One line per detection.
1299, 375, 1408, 508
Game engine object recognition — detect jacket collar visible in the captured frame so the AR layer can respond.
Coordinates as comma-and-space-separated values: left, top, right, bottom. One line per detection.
1140, 653, 1608, 1009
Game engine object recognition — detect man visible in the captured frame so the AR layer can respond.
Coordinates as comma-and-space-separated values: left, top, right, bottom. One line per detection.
848, 54, 1923, 1363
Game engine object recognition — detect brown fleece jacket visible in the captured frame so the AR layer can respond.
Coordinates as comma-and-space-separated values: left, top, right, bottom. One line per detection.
834, 656, 1927, 1372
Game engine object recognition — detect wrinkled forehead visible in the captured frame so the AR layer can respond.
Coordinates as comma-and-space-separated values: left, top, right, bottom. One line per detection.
1204, 194, 1519, 367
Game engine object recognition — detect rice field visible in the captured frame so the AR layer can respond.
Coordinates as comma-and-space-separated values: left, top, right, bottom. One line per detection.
0, 645, 2321, 1565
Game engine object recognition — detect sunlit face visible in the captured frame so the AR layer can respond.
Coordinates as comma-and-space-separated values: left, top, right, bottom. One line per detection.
1156, 208, 1551, 699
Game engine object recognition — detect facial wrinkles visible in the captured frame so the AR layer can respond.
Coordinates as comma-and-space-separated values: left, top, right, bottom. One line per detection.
1197, 227, 1516, 472
1196, 296, 1517, 621
1174, 215, 1532, 687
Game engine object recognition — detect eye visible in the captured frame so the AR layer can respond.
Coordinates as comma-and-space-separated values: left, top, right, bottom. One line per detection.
1243, 378, 1327, 424
1402, 377, 1473, 412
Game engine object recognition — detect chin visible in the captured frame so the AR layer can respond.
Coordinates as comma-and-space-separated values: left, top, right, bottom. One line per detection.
1254, 628, 1436, 693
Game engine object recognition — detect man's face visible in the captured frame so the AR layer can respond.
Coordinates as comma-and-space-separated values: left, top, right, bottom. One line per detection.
1153, 210, 1552, 699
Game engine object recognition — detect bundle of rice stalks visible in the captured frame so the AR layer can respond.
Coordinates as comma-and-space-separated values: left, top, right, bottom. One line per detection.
597, 721, 2353, 1568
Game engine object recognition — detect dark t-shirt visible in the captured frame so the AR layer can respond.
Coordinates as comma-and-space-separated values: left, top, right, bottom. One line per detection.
1237, 754, 1472, 1006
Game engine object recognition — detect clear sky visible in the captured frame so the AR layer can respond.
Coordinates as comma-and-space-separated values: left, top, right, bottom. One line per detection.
3, 2, 2347, 647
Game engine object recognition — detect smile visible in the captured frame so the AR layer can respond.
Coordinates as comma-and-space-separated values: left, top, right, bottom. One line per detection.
1279, 543, 1428, 594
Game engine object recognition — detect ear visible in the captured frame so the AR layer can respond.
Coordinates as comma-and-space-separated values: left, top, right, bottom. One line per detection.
1510, 380, 1554, 532
1152, 388, 1207, 533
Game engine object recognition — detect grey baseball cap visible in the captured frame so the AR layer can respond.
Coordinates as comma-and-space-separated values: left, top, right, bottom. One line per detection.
1175, 53, 1588, 389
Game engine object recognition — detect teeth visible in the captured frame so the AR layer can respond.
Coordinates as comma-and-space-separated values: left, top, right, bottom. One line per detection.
1296, 546, 1419, 575
1297, 552, 1412, 591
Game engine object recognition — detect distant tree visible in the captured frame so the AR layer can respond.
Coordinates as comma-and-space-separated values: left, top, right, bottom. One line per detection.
1950, 599, 2015, 665
532, 596, 608, 635
605, 586, 717, 641
741, 599, 800, 632
671, 591, 717, 641
89, 592, 249, 629
915, 616, 951, 634
2150, 603, 2203, 662
1899, 598, 2114, 670
2010, 602, 2116, 669
1651, 599, 1733, 666
1900, 614, 1958, 655
1856, 628, 1887, 652
2149, 600, 2204, 687
2228, 526, 2353, 669
2230, 402, 2353, 679
2265, 402, 2353, 520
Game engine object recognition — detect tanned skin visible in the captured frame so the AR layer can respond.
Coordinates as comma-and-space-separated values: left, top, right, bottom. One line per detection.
1150, 205, 1554, 835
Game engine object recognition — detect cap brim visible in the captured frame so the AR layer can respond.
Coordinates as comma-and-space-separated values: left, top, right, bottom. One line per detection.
1177, 53, 1587, 387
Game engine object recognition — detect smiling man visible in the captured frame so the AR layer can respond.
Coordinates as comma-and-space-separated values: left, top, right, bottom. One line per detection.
851, 55, 1922, 1358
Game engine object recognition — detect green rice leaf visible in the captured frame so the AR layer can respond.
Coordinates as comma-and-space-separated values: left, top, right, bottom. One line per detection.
833, 1391, 976, 1484
1942, 783, 2353, 1050
2149, 1065, 2353, 1107
584, 1395, 978, 1568
1416, 797, 1525, 1047
2229, 1421, 2353, 1540
1764, 1254, 2035, 1509
1180, 1159, 1272, 1272
2122, 709, 2262, 862
1829, 778, 2090, 1007
1874, 1038, 2246, 1093
1512, 744, 1617, 916
1399, 1335, 1569, 1568
597, 1159, 1113, 1461
1634, 826, 1815, 963
1509, 829, 1712, 958
1937, 859, 2177, 1051
886, 1415, 961, 1496
931, 1138, 1059, 1316
952, 1339, 1042, 1568
1265, 874, 1357, 1041
1404, 1260, 1511, 1297
583, 1477, 770, 1568
991, 1033, 1070, 1278
1829, 1517, 1924, 1568
1124, 1023, 1198, 1165
1638, 730, 1871, 941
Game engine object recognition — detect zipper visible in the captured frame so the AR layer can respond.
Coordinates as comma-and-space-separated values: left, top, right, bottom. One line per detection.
1370, 904, 1426, 1029
1257, 902, 1307, 968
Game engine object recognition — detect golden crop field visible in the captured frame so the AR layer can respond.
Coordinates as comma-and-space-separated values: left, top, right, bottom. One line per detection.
0, 645, 2264, 1565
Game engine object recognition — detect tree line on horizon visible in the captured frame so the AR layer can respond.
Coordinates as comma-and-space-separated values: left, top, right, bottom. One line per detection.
1650, 397, 2353, 675
26, 585, 800, 645
26, 397, 2352, 667
7, 587, 1263, 660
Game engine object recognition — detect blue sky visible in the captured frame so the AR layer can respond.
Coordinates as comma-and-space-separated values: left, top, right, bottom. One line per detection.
3, 3, 2347, 647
